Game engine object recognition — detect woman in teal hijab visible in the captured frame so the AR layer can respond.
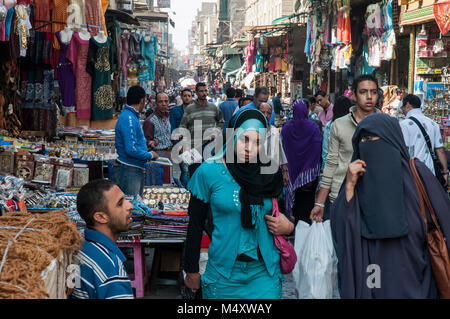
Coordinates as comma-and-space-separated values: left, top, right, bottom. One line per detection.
183, 109, 294, 299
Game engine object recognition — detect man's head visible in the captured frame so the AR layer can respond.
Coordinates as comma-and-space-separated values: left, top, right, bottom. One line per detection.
401, 94, 421, 116
127, 85, 147, 112
305, 95, 317, 112
258, 102, 272, 124
181, 88, 193, 106
253, 86, 269, 108
155, 92, 169, 114
239, 96, 253, 108
195, 82, 208, 102
277, 92, 282, 98
226, 87, 236, 99
236, 89, 243, 98
352, 74, 379, 113
77, 180, 134, 237
314, 91, 330, 109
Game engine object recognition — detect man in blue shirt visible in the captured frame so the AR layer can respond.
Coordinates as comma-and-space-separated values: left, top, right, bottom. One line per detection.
170, 88, 193, 187
71, 179, 135, 299
112, 86, 159, 197
219, 87, 239, 131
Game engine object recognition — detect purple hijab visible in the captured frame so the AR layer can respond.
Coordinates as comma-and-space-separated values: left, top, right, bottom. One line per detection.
281, 100, 322, 214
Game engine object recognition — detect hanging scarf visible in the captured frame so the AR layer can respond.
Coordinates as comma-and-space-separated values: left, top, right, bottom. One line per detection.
214, 109, 283, 229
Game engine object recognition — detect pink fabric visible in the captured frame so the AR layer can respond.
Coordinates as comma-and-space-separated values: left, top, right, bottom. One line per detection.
318, 103, 334, 127
68, 33, 92, 119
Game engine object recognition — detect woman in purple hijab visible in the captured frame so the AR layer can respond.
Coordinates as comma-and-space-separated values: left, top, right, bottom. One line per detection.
281, 100, 322, 225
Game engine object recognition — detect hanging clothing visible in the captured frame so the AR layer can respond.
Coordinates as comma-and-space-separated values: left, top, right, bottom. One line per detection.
129, 32, 142, 62
33, 0, 52, 32
246, 39, 255, 72
56, 31, 76, 114
68, 32, 92, 119
141, 34, 157, 81
85, 0, 103, 36
86, 37, 114, 120
15, 4, 32, 57
121, 31, 130, 80
52, 0, 70, 49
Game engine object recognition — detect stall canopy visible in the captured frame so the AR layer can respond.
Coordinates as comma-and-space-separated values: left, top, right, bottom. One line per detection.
242, 72, 256, 89
222, 56, 242, 75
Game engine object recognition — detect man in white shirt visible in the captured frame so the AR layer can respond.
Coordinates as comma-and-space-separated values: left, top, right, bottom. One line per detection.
400, 94, 448, 184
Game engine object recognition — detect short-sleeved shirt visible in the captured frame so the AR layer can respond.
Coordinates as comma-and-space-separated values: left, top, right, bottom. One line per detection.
71, 229, 133, 299
400, 108, 444, 175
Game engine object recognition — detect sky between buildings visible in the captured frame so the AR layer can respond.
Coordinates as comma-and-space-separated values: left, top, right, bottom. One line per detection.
170, 0, 216, 54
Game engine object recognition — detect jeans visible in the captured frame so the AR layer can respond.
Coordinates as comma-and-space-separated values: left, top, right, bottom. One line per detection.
179, 162, 190, 188
111, 163, 145, 198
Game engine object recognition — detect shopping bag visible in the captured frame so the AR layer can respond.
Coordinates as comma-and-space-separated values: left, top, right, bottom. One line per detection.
293, 220, 339, 299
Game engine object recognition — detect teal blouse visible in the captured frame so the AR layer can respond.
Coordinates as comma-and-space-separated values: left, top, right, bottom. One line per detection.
188, 159, 281, 279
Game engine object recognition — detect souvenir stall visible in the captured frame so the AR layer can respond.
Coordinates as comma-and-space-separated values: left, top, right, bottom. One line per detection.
244, 33, 291, 98
400, 0, 450, 146
303, 0, 399, 97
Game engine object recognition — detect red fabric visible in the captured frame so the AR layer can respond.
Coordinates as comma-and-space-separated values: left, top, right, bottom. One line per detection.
201, 235, 211, 248
434, 1, 450, 35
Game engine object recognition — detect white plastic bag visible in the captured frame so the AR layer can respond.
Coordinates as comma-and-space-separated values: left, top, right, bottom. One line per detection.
293, 221, 340, 299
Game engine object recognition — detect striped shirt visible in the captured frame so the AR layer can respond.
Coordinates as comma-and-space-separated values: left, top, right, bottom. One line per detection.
71, 229, 134, 299
179, 100, 224, 149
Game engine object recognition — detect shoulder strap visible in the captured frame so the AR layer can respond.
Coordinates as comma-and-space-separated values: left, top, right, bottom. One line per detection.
409, 158, 442, 234
409, 116, 435, 155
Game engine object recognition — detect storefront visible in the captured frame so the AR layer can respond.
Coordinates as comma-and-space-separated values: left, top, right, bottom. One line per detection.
400, 0, 450, 147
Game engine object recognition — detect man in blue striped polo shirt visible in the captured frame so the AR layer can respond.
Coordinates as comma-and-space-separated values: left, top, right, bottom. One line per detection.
71, 179, 135, 299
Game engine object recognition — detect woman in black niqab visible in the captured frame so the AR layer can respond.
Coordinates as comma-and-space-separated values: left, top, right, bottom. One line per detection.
331, 113, 450, 298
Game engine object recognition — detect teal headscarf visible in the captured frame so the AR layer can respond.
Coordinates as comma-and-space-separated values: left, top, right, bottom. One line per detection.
215, 108, 283, 229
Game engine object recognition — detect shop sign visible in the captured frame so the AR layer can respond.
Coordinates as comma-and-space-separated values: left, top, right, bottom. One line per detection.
434, 1, 450, 35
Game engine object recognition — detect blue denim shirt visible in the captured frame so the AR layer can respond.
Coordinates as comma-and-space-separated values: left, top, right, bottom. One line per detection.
220, 98, 239, 129
188, 160, 281, 279
169, 105, 185, 133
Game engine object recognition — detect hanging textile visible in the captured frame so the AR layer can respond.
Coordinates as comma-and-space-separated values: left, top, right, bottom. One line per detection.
434, 1, 450, 35
52, 0, 70, 49
56, 31, 76, 114
68, 32, 92, 119
86, 37, 114, 121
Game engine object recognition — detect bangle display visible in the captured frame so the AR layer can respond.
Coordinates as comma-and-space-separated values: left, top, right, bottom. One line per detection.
314, 202, 325, 208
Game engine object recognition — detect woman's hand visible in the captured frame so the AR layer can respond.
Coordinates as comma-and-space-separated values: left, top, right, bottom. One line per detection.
345, 159, 366, 201
265, 213, 294, 236
184, 272, 201, 290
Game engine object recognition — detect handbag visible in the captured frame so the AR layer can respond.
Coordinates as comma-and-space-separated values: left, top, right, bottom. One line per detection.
409, 158, 450, 299
272, 198, 297, 274
409, 116, 446, 188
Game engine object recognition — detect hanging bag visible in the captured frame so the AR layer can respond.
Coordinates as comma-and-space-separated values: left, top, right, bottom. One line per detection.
409, 158, 450, 299
271, 198, 297, 274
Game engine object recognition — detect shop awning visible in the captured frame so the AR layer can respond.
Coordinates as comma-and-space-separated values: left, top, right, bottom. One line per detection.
222, 56, 242, 75
105, 9, 140, 25
241, 24, 298, 32
225, 64, 246, 82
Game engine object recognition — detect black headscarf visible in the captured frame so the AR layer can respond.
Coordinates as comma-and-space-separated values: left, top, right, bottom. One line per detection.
351, 113, 410, 239
220, 109, 284, 229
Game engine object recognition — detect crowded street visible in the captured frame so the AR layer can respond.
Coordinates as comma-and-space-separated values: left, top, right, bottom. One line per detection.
0, 0, 449, 305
